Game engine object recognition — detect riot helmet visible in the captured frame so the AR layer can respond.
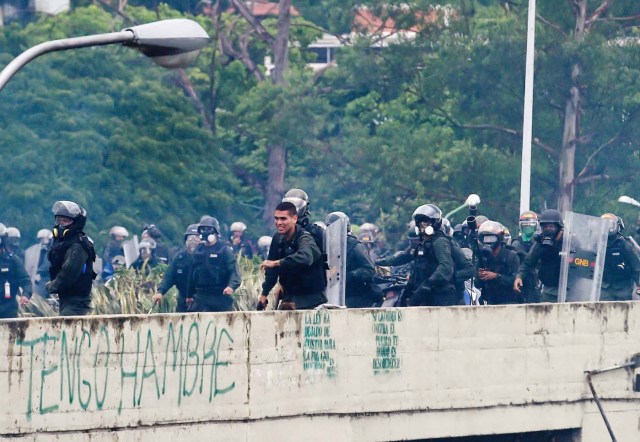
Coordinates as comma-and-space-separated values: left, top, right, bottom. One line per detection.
360, 223, 379, 238
138, 238, 156, 260
145, 224, 162, 239
358, 231, 374, 244
198, 215, 220, 243
312, 221, 327, 231
601, 213, 624, 238
326, 211, 351, 233
538, 209, 563, 244
478, 221, 505, 247
52, 201, 87, 237
412, 204, 442, 236
184, 223, 199, 240
502, 226, 512, 245
37, 229, 53, 241
5, 227, 20, 247
441, 218, 452, 237
109, 226, 129, 240
230, 221, 247, 233
282, 189, 310, 219
258, 236, 272, 249
518, 211, 538, 242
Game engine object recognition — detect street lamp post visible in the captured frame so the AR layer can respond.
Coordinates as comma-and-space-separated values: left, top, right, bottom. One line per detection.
520, 0, 536, 214
0, 19, 209, 92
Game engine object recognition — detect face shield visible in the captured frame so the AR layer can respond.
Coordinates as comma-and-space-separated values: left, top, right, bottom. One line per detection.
519, 220, 538, 241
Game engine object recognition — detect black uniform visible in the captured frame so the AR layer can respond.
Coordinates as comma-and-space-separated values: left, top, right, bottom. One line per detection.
600, 235, 640, 301
0, 247, 32, 319
510, 237, 541, 303
476, 246, 521, 305
34, 244, 52, 297
190, 241, 240, 312
345, 234, 378, 308
158, 249, 195, 312
48, 234, 96, 316
231, 237, 256, 259
262, 225, 327, 309
102, 240, 124, 265
516, 236, 562, 303
407, 231, 457, 306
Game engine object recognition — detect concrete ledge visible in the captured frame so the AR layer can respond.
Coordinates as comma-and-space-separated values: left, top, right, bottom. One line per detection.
1, 302, 639, 440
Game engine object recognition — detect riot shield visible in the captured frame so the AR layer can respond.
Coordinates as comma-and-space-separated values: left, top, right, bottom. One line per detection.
122, 235, 140, 269
557, 212, 609, 302
325, 216, 347, 306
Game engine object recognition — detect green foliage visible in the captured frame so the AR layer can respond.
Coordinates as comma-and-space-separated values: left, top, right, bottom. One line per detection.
2, 0, 640, 251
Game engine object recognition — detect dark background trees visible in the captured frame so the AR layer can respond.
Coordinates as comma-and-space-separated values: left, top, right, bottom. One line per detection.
1, 0, 639, 251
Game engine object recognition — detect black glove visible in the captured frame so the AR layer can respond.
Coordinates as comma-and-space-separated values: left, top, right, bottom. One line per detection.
410, 285, 432, 306
256, 299, 268, 311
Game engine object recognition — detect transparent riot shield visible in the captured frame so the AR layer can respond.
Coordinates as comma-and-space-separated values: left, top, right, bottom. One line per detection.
558, 212, 609, 302
122, 235, 140, 269
325, 216, 347, 306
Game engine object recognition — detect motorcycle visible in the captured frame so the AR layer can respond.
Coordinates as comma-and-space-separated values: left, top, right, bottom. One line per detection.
373, 273, 408, 307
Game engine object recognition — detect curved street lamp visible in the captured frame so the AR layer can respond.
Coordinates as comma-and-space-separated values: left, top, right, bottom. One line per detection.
444, 194, 481, 220
0, 19, 210, 92
618, 195, 640, 208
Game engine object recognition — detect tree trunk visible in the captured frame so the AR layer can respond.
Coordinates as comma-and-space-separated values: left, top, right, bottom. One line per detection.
557, 1, 586, 213
271, 0, 291, 85
262, 0, 292, 226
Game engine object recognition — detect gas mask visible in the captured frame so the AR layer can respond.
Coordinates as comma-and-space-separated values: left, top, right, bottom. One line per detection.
540, 224, 559, 247
186, 235, 201, 253
480, 234, 500, 256
415, 221, 435, 237
520, 223, 537, 242
198, 227, 218, 244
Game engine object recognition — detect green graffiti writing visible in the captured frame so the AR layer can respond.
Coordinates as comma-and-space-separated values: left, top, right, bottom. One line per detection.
14, 320, 236, 420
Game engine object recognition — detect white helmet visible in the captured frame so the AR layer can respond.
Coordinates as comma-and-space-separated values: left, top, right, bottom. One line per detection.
138, 238, 157, 251
0, 223, 7, 237
37, 229, 53, 240
360, 222, 379, 236
6, 227, 20, 238
230, 221, 247, 233
109, 226, 129, 238
258, 236, 272, 249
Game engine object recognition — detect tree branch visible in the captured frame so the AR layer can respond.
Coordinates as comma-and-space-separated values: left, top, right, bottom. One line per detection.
459, 124, 559, 157
596, 14, 640, 22
536, 14, 568, 37
229, 0, 276, 47
172, 69, 212, 134
585, 0, 612, 29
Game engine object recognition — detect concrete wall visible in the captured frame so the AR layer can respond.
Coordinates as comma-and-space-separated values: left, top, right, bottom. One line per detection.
1, 303, 640, 441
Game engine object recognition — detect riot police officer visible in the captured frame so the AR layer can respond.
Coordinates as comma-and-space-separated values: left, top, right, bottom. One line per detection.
5, 227, 24, 261
475, 221, 522, 305
103, 226, 128, 264
189, 216, 240, 312
0, 223, 32, 318
510, 211, 541, 303
406, 204, 457, 306
24, 229, 53, 298
514, 209, 564, 303
258, 202, 327, 310
230, 221, 256, 259
600, 213, 640, 301
47, 201, 97, 316
282, 189, 325, 254
154, 224, 200, 312
326, 211, 378, 308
